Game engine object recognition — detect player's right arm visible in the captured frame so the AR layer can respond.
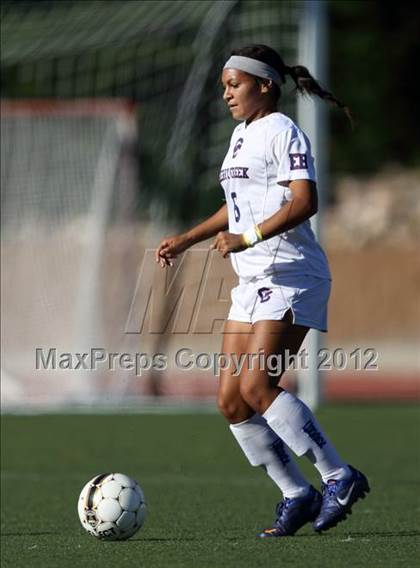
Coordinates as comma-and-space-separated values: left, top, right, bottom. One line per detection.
155, 203, 228, 267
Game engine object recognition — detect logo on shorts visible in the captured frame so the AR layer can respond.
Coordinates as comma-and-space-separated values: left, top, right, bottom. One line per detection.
289, 153, 308, 170
232, 138, 244, 158
257, 287, 273, 303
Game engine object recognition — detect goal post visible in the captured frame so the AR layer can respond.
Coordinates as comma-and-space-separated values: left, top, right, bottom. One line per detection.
296, 0, 329, 409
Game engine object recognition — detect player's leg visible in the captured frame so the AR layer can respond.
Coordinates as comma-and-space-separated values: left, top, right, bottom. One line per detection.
240, 316, 349, 479
234, 314, 321, 537
218, 319, 311, 502
240, 315, 369, 533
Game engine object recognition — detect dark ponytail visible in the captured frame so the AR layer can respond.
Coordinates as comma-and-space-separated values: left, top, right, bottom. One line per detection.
284, 64, 354, 129
231, 44, 353, 128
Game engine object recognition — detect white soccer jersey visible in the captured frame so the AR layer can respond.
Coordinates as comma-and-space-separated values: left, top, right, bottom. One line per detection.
219, 112, 331, 283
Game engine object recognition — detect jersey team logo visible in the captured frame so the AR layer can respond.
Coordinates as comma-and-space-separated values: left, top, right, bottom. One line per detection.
257, 287, 273, 303
289, 153, 308, 170
232, 137, 244, 158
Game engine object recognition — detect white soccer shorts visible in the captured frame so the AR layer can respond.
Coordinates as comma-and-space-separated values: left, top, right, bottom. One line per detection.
227, 274, 331, 332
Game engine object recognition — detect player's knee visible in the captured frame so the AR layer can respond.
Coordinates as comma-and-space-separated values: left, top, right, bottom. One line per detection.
217, 394, 245, 422
239, 381, 265, 413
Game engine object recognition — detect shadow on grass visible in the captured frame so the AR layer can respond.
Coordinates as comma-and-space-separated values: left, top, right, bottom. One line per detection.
132, 530, 420, 542
3, 530, 419, 540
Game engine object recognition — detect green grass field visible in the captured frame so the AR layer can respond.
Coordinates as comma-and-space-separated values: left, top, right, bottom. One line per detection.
1, 405, 419, 567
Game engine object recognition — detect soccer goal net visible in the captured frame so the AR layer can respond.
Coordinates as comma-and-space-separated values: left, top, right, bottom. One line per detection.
1, 100, 140, 409
1, 0, 324, 411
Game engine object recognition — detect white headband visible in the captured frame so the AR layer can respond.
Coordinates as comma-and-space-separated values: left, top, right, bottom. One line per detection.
223, 55, 285, 87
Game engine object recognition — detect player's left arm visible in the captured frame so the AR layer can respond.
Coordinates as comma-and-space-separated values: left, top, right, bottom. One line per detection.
212, 180, 317, 257
258, 179, 318, 239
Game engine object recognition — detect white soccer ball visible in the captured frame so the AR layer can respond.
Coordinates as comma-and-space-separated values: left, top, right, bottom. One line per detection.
78, 473, 147, 540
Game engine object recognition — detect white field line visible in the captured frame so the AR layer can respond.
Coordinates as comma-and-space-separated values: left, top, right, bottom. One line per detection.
2, 401, 219, 416
1, 471, 270, 486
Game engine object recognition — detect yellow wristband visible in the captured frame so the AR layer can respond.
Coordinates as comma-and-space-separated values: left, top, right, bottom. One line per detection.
242, 232, 253, 247
242, 225, 263, 248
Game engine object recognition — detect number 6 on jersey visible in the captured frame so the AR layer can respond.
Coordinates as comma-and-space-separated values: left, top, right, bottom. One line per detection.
230, 192, 241, 222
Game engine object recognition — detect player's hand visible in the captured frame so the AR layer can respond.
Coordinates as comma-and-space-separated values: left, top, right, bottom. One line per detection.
210, 231, 247, 258
155, 234, 191, 268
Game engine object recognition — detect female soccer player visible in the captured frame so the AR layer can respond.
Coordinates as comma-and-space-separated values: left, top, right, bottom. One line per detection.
156, 44, 369, 537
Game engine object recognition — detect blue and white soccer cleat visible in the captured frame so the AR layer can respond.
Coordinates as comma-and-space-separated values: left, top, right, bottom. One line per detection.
313, 465, 370, 533
259, 486, 322, 538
